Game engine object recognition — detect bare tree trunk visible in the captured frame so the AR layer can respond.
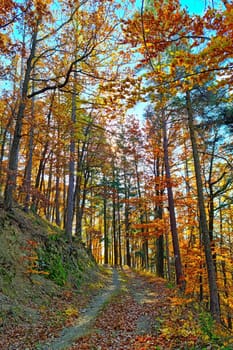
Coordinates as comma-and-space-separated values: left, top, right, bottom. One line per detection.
186, 90, 220, 321
0, 115, 13, 194
156, 206, 164, 277
154, 153, 164, 277
163, 115, 185, 290
112, 189, 118, 266
45, 160, 53, 221
65, 70, 77, 241
55, 159, 61, 226
219, 201, 231, 328
103, 183, 108, 264
124, 169, 131, 267
22, 79, 35, 212
117, 190, 122, 266
4, 21, 39, 210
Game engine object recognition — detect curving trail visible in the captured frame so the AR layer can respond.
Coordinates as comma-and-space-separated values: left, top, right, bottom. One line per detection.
69, 268, 174, 350
38, 268, 121, 350
37, 267, 229, 350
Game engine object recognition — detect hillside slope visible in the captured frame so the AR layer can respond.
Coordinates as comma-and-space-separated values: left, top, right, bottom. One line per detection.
0, 204, 107, 349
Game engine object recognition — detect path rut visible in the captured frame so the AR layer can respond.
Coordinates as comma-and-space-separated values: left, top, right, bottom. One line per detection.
38, 268, 120, 350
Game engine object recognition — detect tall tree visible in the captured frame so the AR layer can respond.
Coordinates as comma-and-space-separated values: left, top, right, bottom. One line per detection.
186, 90, 220, 320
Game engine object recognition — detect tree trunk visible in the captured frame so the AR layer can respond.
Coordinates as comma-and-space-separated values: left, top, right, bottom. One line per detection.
117, 190, 122, 266
154, 153, 164, 277
55, 160, 61, 226
124, 169, 131, 267
75, 173, 82, 240
0, 116, 13, 194
65, 70, 77, 241
112, 189, 118, 266
45, 160, 53, 221
103, 183, 108, 264
186, 90, 220, 321
22, 80, 35, 212
163, 115, 185, 290
4, 21, 39, 210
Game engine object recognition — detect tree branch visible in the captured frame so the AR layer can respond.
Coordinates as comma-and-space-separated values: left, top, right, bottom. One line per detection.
27, 45, 96, 98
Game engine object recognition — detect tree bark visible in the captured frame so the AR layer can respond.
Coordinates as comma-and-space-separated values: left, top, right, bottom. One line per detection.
65, 69, 77, 241
124, 168, 131, 267
154, 152, 164, 277
103, 180, 108, 264
163, 115, 185, 290
4, 21, 39, 210
186, 90, 220, 321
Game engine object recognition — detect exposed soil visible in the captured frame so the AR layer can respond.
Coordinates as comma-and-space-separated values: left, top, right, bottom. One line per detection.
3, 266, 233, 350
38, 268, 121, 350
69, 268, 174, 350
69, 269, 233, 350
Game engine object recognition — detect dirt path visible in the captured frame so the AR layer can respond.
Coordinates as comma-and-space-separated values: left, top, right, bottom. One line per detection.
38, 268, 121, 350
37, 268, 171, 350
10, 267, 230, 349
68, 268, 174, 350
67, 268, 227, 350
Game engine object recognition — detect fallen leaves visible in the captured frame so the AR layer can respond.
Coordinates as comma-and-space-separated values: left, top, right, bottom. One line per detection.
0, 271, 111, 349
1, 268, 231, 349
70, 269, 232, 349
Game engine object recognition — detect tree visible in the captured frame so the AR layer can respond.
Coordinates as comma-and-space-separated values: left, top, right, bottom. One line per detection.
3, 0, 123, 210
186, 90, 220, 320
4, 17, 39, 210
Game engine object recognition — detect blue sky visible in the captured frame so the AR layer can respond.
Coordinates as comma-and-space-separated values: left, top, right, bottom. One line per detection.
135, 0, 216, 16
180, 0, 206, 14
136, 0, 207, 14
180, 0, 208, 14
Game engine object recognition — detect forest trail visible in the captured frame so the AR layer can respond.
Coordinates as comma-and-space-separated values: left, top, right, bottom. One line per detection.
38, 268, 121, 350
68, 268, 190, 350
37, 267, 224, 350
4, 267, 232, 349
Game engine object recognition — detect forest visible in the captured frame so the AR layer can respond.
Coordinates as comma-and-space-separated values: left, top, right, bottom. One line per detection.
0, 0, 233, 344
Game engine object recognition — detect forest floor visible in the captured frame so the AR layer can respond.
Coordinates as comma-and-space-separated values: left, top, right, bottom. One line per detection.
3, 266, 233, 350
1, 206, 232, 349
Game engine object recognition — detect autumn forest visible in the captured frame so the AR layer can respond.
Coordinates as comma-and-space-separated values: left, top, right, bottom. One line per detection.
0, 0, 233, 334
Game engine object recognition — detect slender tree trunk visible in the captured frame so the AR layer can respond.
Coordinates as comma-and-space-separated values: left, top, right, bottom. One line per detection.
142, 240, 149, 269
63, 166, 67, 228
112, 190, 118, 266
75, 168, 90, 240
45, 160, 53, 221
134, 159, 149, 269
124, 170, 131, 266
103, 185, 108, 264
4, 21, 39, 210
0, 116, 13, 194
117, 191, 122, 266
75, 173, 82, 240
23, 119, 34, 212
23, 80, 35, 212
219, 201, 232, 328
65, 70, 77, 241
165, 230, 171, 281
154, 153, 164, 277
186, 90, 220, 321
163, 115, 185, 290
156, 207, 164, 277
55, 160, 61, 226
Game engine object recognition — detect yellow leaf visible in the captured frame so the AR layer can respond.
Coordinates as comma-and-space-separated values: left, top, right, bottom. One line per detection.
64, 307, 79, 317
